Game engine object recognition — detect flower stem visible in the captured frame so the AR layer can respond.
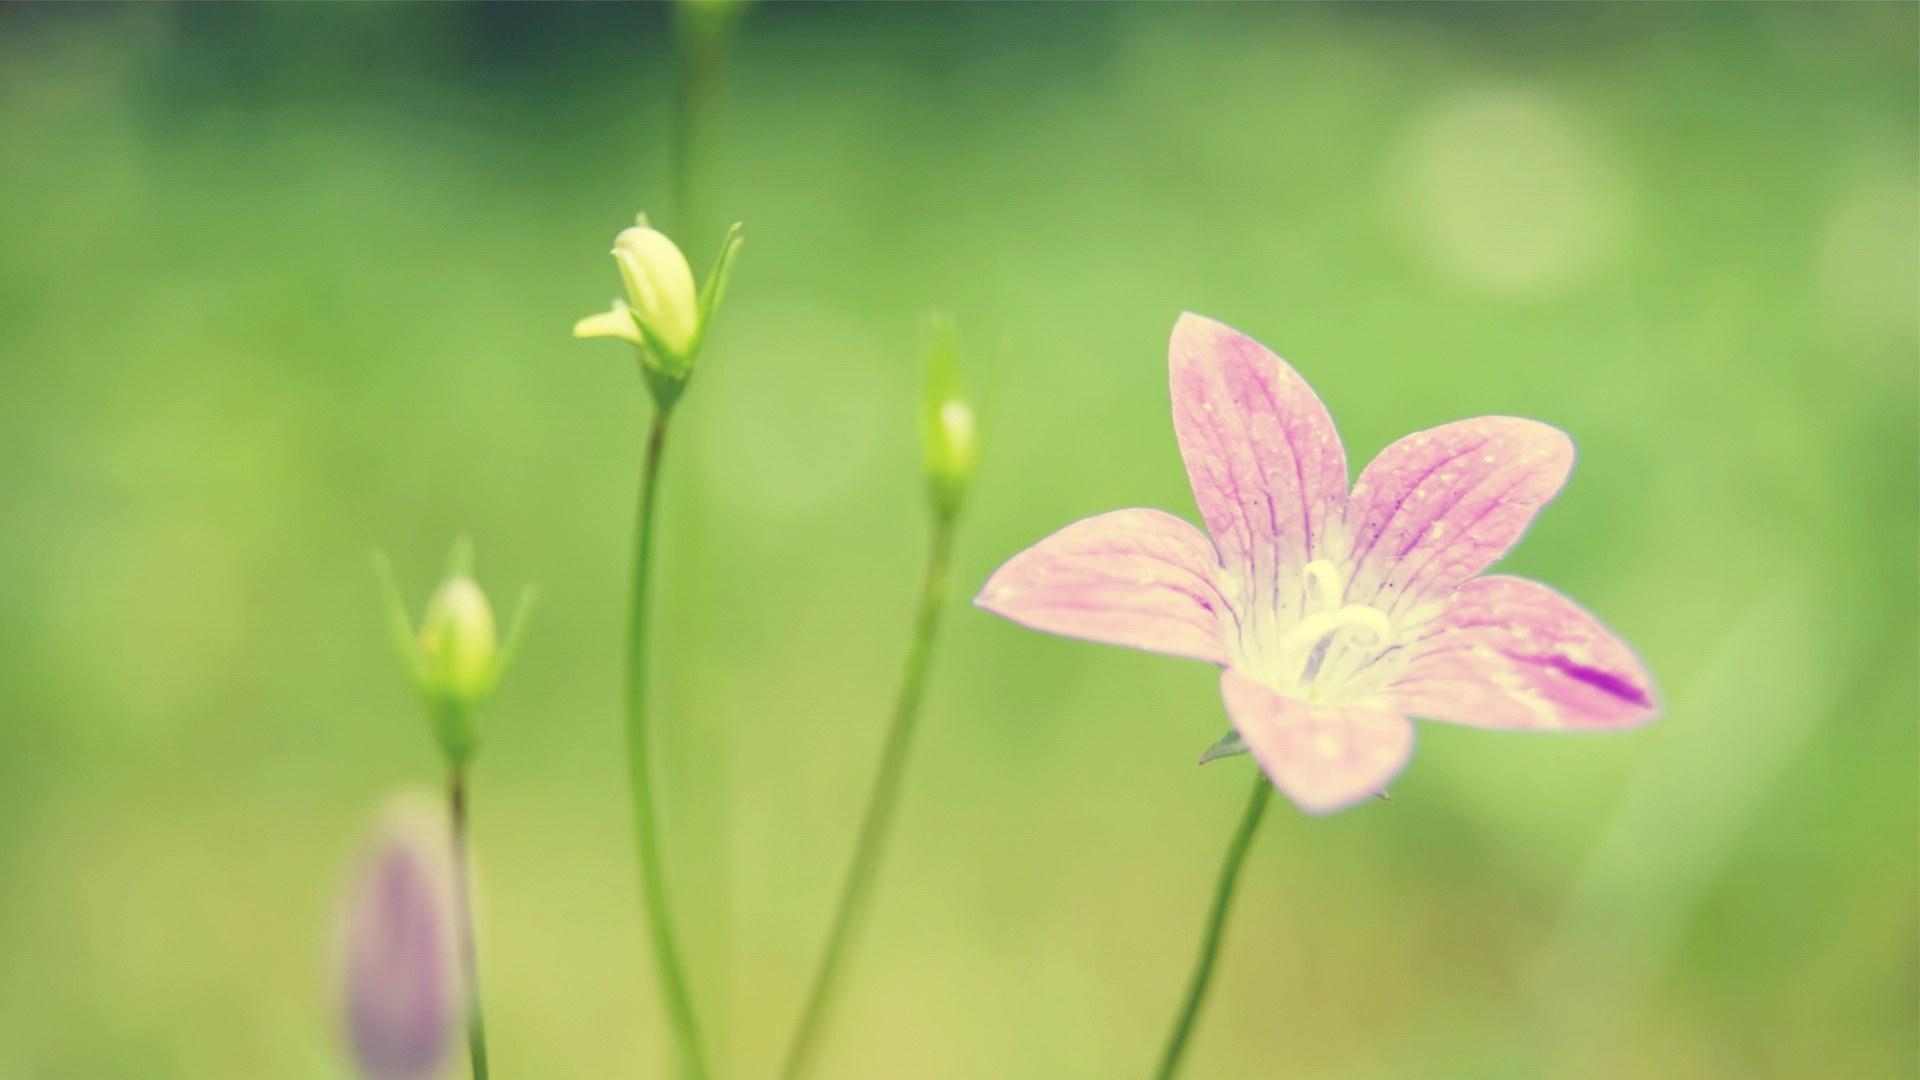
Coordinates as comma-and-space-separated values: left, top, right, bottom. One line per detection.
779, 519, 959, 1080
666, 8, 739, 1058
670, 0, 732, 243
448, 765, 489, 1080
1153, 771, 1273, 1080
625, 408, 709, 1079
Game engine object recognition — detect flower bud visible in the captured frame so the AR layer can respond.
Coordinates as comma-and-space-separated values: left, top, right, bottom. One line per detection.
420, 576, 498, 714
920, 316, 978, 519
576, 215, 744, 410
338, 797, 461, 1080
612, 220, 700, 367
374, 541, 533, 765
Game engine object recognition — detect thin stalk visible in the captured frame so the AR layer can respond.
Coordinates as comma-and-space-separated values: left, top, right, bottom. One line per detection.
448, 766, 490, 1080
625, 409, 709, 1079
670, 1, 732, 242
1153, 772, 1273, 1080
667, 7, 737, 1057
779, 520, 959, 1080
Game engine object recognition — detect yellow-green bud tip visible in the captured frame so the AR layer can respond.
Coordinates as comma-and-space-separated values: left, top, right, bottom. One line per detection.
611, 223, 700, 362
419, 576, 498, 714
920, 316, 977, 517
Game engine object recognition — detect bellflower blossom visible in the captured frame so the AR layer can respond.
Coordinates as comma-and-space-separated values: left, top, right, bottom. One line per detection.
977, 314, 1657, 813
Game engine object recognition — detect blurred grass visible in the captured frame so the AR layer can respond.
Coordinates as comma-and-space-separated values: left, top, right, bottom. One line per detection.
0, 3, 1914, 1077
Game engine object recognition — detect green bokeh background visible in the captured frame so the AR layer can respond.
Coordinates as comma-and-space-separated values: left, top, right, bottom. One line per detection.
2, 4, 1915, 1077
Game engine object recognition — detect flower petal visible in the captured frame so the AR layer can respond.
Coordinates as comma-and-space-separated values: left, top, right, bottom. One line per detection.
1220, 669, 1414, 814
1344, 416, 1573, 613
976, 508, 1230, 664
572, 301, 643, 345
1386, 576, 1658, 730
1169, 313, 1348, 588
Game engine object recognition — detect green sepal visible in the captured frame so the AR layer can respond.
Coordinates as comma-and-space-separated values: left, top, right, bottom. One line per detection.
696, 221, 745, 341
370, 549, 426, 690
1197, 730, 1248, 765
628, 306, 693, 390
442, 535, 474, 579
494, 584, 538, 691
640, 359, 687, 413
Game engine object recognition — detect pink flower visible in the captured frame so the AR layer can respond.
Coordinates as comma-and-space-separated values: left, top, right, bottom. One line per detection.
977, 314, 1658, 814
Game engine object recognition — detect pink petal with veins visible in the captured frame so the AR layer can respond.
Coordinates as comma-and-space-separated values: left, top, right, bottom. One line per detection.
976, 508, 1231, 665
1169, 313, 1348, 584
1221, 669, 1414, 814
1387, 576, 1658, 731
1344, 417, 1573, 612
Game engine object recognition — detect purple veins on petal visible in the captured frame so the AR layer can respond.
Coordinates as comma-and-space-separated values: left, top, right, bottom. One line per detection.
1344, 417, 1574, 613
1539, 654, 1654, 709
1387, 575, 1658, 731
975, 507, 1233, 665
1168, 312, 1349, 576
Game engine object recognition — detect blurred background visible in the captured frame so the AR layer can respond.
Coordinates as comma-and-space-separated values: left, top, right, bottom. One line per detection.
1, 3, 1914, 1077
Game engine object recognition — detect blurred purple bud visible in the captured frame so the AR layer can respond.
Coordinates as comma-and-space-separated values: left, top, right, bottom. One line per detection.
338, 798, 461, 1080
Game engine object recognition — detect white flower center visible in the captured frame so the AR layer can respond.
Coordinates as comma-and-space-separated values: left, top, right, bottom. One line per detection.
1244, 558, 1409, 703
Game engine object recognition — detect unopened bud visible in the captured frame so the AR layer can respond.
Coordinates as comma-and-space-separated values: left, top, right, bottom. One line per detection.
575, 215, 744, 409
338, 797, 461, 1080
612, 219, 700, 366
920, 315, 978, 519
374, 541, 533, 765
420, 576, 498, 714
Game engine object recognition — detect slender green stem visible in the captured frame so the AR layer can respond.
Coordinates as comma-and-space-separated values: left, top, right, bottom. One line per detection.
448, 766, 489, 1080
779, 519, 959, 1080
670, 1, 730, 243
1153, 772, 1273, 1080
666, 9, 737, 1059
625, 409, 709, 1079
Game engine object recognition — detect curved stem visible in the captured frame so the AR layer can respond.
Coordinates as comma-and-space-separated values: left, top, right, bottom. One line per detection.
1154, 772, 1273, 1080
779, 520, 958, 1080
625, 409, 709, 1079
448, 766, 490, 1080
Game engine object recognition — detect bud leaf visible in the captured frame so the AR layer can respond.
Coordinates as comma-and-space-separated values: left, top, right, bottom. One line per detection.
697, 222, 745, 339
371, 549, 426, 690
496, 584, 538, 680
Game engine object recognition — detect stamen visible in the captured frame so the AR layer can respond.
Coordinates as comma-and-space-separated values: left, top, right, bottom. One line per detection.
1280, 604, 1391, 652
1300, 559, 1344, 613
1299, 634, 1336, 685
1279, 603, 1393, 693
1245, 560, 1399, 700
